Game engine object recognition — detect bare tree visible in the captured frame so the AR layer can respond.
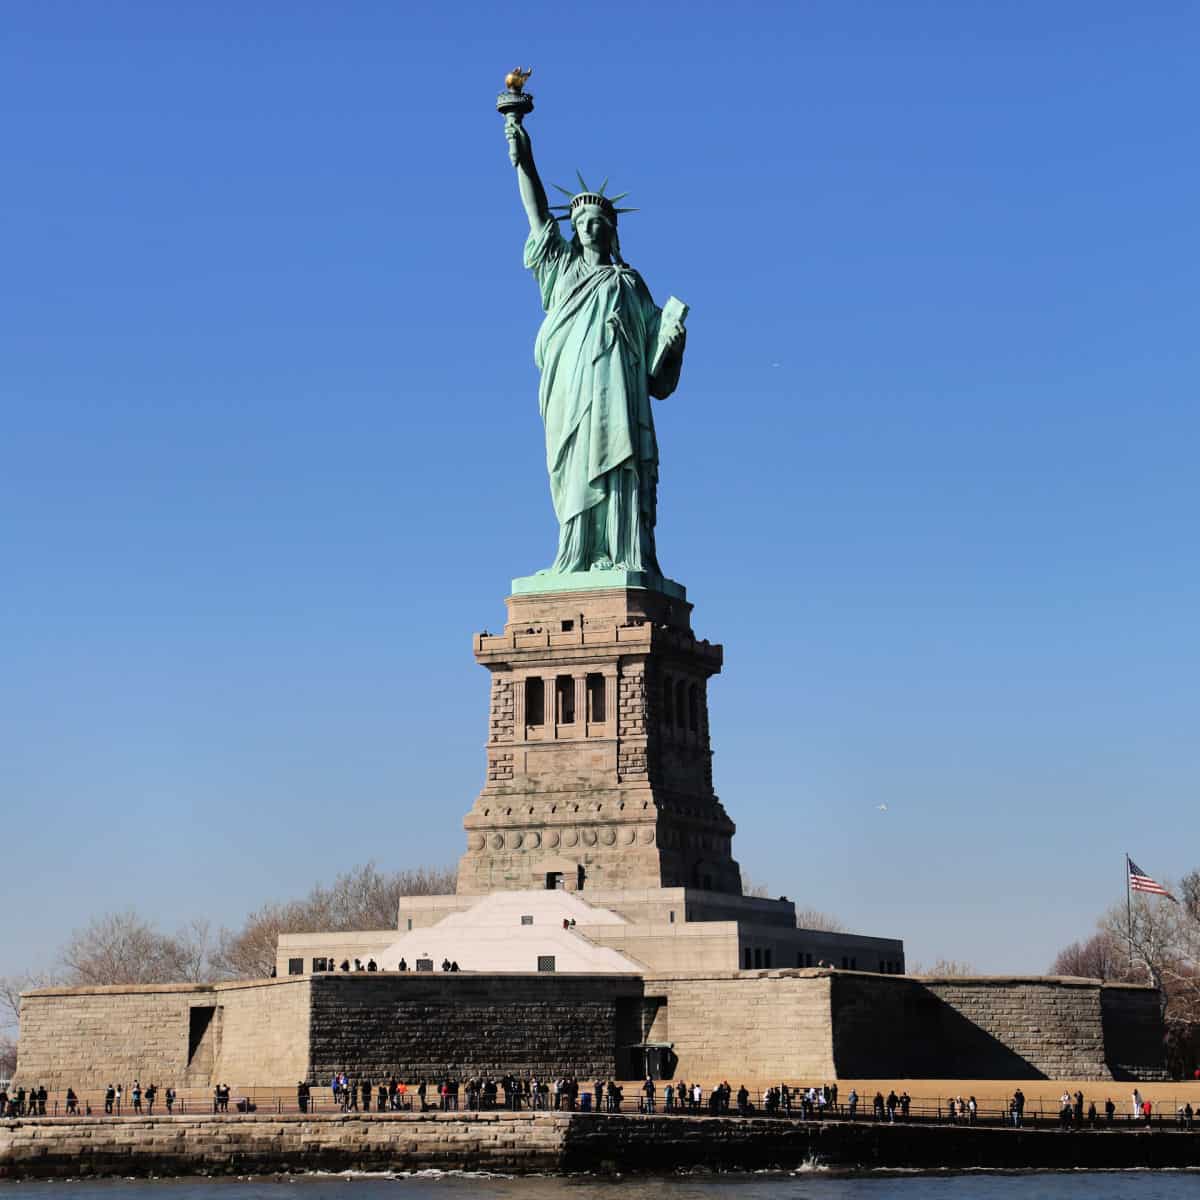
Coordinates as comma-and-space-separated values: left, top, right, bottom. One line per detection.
0, 1034, 16, 1079
908, 958, 978, 976
0, 976, 28, 1034
1050, 930, 1125, 980
58, 912, 191, 987
213, 902, 305, 980
793, 908, 848, 933
1180, 869, 1200, 924
1100, 895, 1182, 1006
165, 918, 223, 983
213, 862, 458, 979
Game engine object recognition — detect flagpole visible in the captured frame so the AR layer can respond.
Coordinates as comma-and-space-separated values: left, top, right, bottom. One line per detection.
1125, 852, 1133, 974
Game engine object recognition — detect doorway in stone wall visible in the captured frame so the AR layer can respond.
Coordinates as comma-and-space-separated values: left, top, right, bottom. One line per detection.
186, 1004, 222, 1083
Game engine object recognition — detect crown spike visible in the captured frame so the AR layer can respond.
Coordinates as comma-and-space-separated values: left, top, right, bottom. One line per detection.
607, 191, 629, 203
575, 169, 590, 192
597, 177, 609, 196
552, 183, 575, 199
613, 207, 639, 215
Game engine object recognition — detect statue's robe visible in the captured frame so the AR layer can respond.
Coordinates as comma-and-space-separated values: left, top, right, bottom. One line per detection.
525, 219, 667, 574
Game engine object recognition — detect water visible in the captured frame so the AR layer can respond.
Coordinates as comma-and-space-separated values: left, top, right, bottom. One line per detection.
4, 1174, 1200, 1199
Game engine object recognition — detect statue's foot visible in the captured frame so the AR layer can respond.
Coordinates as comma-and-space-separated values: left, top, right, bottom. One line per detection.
591, 558, 613, 570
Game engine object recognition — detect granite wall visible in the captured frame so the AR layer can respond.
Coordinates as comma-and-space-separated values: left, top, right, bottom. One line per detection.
1101, 984, 1170, 1080
647, 971, 837, 1082
14, 979, 312, 1091
830, 973, 1167, 1080
307, 973, 643, 1082
15, 969, 1166, 1091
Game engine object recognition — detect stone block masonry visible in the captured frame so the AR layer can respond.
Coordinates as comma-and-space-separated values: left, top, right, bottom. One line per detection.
0, 1113, 566, 1179
647, 971, 838, 1082
831, 973, 1167, 1081
460, 586, 741, 895
6, 1112, 1200, 1180
1101, 982, 1170, 1080
15, 969, 1165, 1093
14, 978, 312, 1091
307, 973, 641, 1082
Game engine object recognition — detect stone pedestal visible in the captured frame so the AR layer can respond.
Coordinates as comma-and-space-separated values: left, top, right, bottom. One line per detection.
458, 586, 742, 896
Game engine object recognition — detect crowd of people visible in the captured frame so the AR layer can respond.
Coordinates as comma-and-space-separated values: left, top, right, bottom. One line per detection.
289, 957, 462, 975
1, 1085, 50, 1117
1048, 1087, 1198, 1130
0, 1079, 180, 1118
319, 1073, 625, 1113
4, 1076, 1200, 1130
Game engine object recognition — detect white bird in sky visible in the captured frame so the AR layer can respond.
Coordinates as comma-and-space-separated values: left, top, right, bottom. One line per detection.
876, 804, 888, 812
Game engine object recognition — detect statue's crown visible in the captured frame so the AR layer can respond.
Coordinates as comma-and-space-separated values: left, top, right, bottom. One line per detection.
549, 172, 637, 224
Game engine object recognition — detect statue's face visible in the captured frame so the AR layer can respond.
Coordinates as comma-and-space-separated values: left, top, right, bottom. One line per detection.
574, 206, 613, 255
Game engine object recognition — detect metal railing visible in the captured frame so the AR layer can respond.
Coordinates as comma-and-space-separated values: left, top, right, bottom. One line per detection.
4, 1084, 1200, 1130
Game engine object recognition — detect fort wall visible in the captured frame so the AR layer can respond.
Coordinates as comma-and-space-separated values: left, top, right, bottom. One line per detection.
15, 970, 1165, 1091
214, 978, 311, 1085
1100, 984, 1170, 1080
15, 984, 204, 1091
646, 971, 837, 1081
830, 973, 1167, 1080
14, 979, 313, 1091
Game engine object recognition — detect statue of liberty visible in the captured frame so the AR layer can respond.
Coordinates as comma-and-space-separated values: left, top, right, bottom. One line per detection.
500, 77, 688, 584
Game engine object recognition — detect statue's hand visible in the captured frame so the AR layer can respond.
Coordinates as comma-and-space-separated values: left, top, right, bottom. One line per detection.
505, 116, 531, 168
662, 322, 686, 356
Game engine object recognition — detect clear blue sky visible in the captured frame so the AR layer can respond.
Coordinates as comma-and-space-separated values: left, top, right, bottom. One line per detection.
3, 1, 1197, 975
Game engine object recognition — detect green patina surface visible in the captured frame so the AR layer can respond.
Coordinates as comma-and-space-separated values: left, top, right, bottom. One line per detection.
501, 86, 689, 584
511, 568, 686, 600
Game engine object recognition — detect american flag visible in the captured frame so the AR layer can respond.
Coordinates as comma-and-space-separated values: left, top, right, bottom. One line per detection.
1127, 857, 1177, 901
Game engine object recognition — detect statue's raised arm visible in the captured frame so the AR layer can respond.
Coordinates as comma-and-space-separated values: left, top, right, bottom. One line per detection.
506, 117, 550, 232
497, 69, 549, 232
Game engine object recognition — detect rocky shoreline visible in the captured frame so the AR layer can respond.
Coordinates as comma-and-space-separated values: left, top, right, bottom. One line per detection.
4, 1111, 1200, 1180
